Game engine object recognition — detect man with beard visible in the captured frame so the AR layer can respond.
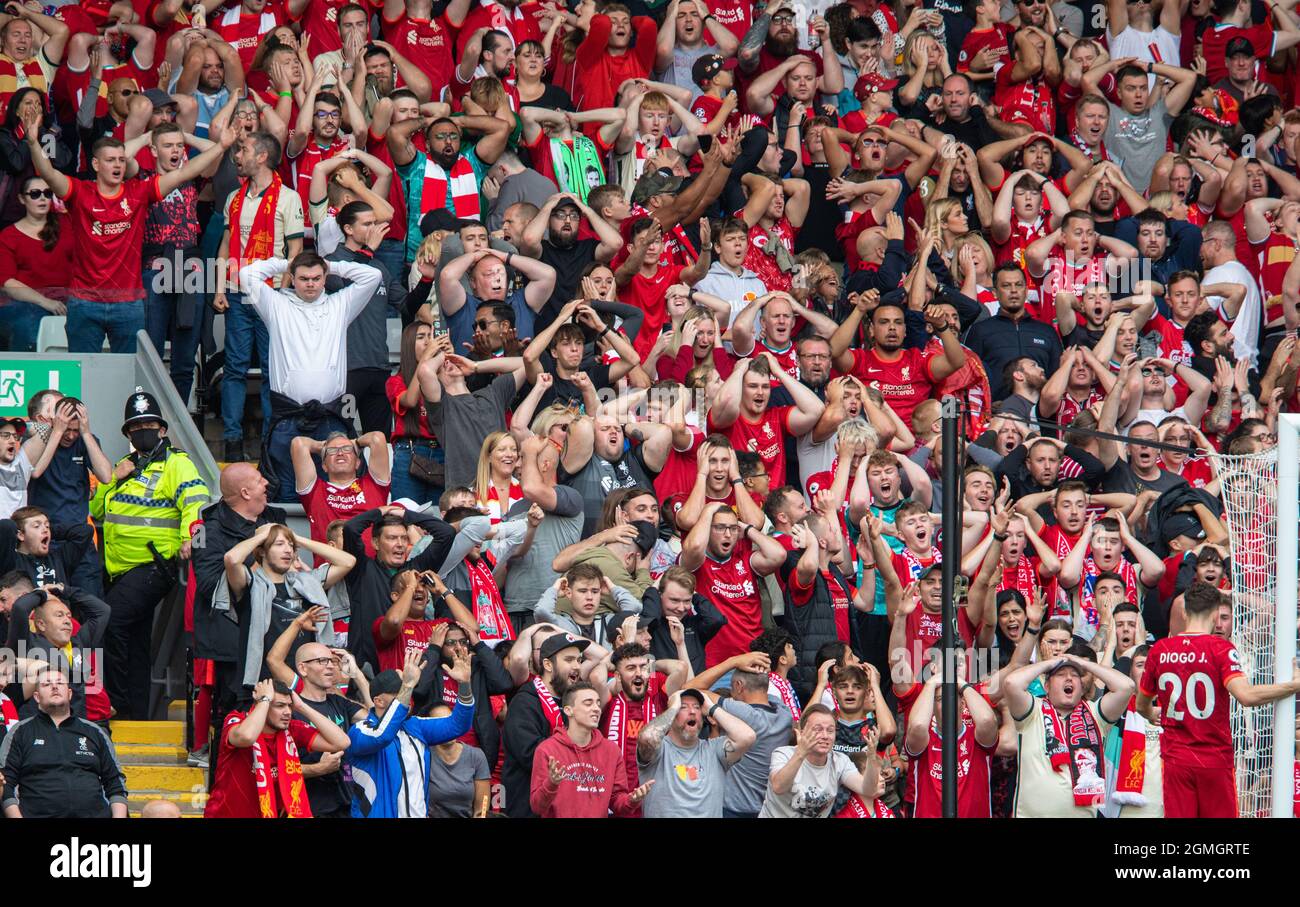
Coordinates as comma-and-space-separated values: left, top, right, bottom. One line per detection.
501, 631, 588, 817
736, 1, 841, 103
680, 501, 788, 667
176, 35, 245, 139
637, 686, 757, 818
1184, 311, 1237, 387
1114, 208, 1202, 291
211, 130, 305, 463
532, 681, 654, 817
451, 29, 518, 109
516, 193, 623, 322
655, 0, 739, 90
998, 356, 1048, 432
832, 300, 966, 428
264, 608, 367, 818
387, 113, 511, 261
5, 584, 109, 721
599, 642, 677, 797
1067, 160, 1149, 237
439, 246, 556, 358
966, 264, 1063, 400
561, 414, 673, 537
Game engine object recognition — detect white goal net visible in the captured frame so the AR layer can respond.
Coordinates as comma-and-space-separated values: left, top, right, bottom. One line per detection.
1207, 422, 1298, 818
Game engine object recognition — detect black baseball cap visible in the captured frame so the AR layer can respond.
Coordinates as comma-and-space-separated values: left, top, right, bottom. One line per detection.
691, 53, 736, 87
632, 170, 685, 205
612, 609, 654, 631
1162, 513, 1207, 545
370, 670, 402, 697
1225, 36, 1255, 57
679, 688, 707, 705
538, 632, 591, 663
420, 209, 474, 236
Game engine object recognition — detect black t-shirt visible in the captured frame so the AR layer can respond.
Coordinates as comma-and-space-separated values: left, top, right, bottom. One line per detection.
928, 109, 999, 151
1101, 461, 1189, 497
28, 434, 95, 526
295, 692, 363, 817
795, 162, 840, 260
536, 350, 614, 410
1063, 323, 1105, 350
235, 578, 310, 691
538, 237, 601, 329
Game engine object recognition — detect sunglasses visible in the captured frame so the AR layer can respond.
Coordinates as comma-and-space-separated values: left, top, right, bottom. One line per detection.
771, 13, 795, 22
475, 319, 498, 330
1140, 367, 1165, 377
24, 188, 53, 199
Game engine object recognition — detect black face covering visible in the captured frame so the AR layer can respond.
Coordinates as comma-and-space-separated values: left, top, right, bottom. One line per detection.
129, 428, 161, 453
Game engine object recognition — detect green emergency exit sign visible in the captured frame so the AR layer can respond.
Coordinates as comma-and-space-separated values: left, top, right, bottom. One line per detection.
0, 361, 82, 417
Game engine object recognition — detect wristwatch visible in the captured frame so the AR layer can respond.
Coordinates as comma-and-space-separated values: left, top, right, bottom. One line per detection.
707, 702, 722, 719
258, 695, 272, 703
1146, 60, 1153, 74
1025, 624, 1041, 635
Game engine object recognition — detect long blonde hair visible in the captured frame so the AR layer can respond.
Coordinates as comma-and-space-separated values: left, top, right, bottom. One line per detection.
901, 31, 943, 87
475, 431, 517, 505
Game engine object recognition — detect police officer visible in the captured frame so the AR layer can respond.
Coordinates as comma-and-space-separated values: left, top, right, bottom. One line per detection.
91, 388, 210, 720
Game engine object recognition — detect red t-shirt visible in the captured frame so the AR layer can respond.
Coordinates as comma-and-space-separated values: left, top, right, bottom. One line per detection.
909, 716, 995, 818
709, 406, 794, 488
696, 540, 764, 667
599, 673, 668, 789
372, 616, 438, 673
0, 222, 76, 301
621, 263, 684, 361
204, 713, 317, 818
290, 0, 351, 53
59, 176, 162, 301
690, 93, 740, 133
839, 346, 936, 428
212, 2, 286, 71
1139, 632, 1244, 770
957, 24, 1012, 73
1201, 23, 1273, 85
300, 473, 390, 552
707, 0, 751, 41
454, 1, 543, 57
386, 374, 434, 441
1254, 232, 1295, 325
994, 62, 1055, 135
654, 427, 704, 504
381, 12, 455, 95
903, 605, 978, 673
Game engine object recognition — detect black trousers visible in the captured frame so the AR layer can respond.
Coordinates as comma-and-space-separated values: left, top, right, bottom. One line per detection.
347, 367, 392, 435
104, 561, 177, 720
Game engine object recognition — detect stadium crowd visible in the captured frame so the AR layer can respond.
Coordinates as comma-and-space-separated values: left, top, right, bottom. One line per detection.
0, 0, 1296, 820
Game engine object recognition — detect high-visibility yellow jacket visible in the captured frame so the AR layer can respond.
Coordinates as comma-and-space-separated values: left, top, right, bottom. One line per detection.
90, 446, 210, 579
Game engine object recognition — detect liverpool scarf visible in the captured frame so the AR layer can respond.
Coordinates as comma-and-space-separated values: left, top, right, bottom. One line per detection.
604, 683, 660, 759
244, 719, 311, 818
227, 172, 282, 270
1111, 695, 1149, 807
1040, 698, 1106, 807
421, 154, 481, 220
0, 691, 16, 728
998, 556, 1039, 603
770, 673, 802, 722
549, 134, 605, 203
533, 676, 564, 730
0, 54, 47, 115
835, 792, 894, 818
466, 551, 514, 643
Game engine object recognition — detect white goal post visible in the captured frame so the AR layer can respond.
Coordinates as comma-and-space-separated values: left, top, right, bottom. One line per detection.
1208, 416, 1298, 818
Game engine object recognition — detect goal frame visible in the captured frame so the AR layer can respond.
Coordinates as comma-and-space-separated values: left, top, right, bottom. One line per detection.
1272, 414, 1299, 818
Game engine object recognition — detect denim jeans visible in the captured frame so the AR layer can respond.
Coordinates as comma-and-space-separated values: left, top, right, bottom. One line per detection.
374, 237, 407, 318
264, 410, 354, 504
0, 298, 50, 351
66, 297, 145, 353
389, 439, 444, 509
220, 292, 271, 441
143, 267, 201, 402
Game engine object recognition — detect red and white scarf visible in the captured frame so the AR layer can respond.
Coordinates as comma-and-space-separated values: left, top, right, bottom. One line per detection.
421, 154, 481, 220
466, 551, 515, 643
237, 715, 310, 819
770, 673, 801, 722
0, 691, 17, 728
998, 556, 1039, 603
1079, 557, 1139, 630
481, 478, 522, 525
533, 676, 564, 730
1111, 695, 1149, 807
1040, 698, 1105, 808
227, 172, 283, 272
837, 793, 895, 818
604, 678, 662, 758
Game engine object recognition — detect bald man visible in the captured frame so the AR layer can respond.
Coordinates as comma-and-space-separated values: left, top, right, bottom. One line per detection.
264, 613, 367, 818
140, 799, 183, 818
190, 462, 290, 777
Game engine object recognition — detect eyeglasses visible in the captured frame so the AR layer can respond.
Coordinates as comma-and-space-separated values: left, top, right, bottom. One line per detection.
1249, 432, 1277, 442
475, 319, 499, 330
315, 110, 341, 120
713, 523, 743, 534
117, 88, 136, 97
0, 431, 18, 440
23, 189, 53, 199
235, 110, 258, 120
301, 656, 340, 666
1020, 0, 1046, 5
430, 130, 459, 142
552, 210, 581, 221
771, 13, 795, 22
322, 445, 355, 457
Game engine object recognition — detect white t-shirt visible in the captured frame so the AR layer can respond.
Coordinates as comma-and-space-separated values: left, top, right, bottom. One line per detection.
1105, 25, 1181, 91
1204, 261, 1262, 368
759, 746, 856, 818
0, 448, 32, 520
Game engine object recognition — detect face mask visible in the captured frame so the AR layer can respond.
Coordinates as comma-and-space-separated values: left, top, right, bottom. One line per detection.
129, 428, 161, 453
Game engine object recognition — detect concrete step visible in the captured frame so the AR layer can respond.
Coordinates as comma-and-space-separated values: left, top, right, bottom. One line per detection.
123, 763, 205, 791
111, 720, 184, 746
116, 743, 188, 765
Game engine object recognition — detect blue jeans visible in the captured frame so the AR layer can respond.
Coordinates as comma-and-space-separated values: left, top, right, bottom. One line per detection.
374, 237, 407, 318
220, 292, 271, 441
264, 411, 353, 504
144, 266, 201, 402
0, 298, 49, 351
389, 439, 444, 509
66, 297, 145, 353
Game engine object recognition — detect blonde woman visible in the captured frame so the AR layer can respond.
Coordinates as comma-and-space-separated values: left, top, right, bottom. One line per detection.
475, 431, 522, 525
896, 30, 949, 115
952, 233, 998, 313
920, 197, 969, 270
510, 379, 577, 449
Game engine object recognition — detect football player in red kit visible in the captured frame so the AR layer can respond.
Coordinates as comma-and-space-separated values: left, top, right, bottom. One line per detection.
1139, 582, 1300, 818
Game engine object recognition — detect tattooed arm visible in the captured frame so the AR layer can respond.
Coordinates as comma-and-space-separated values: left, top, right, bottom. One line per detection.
636, 698, 681, 765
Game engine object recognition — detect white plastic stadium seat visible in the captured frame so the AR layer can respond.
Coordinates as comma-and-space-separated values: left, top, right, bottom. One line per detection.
36, 315, 67, 354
